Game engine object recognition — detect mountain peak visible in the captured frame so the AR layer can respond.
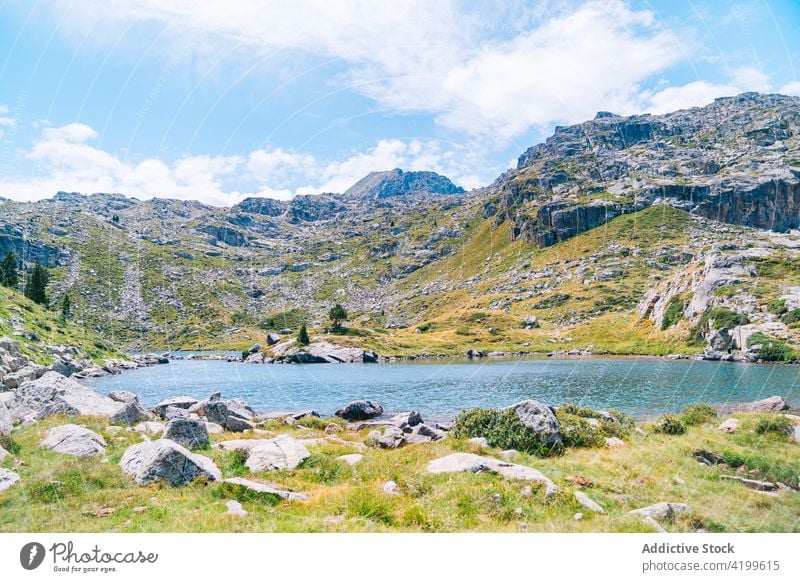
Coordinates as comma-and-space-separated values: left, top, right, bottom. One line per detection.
343, 168, 465, 199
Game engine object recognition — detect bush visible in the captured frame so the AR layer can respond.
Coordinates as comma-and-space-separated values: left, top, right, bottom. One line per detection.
554, 411, 604, 448
706, 307, 749, 330
680, 403, 717, 426
416, 322, 433, 333
754, 416, 794, 436
652, 415, 686, 435
767, 298, 788, 315
0, 435, 21, 455
747, 332, 796, 362
661, 296, 685, 329
451, 408, 560, 455
558, 403, 634, 440
781, 308, 800, 325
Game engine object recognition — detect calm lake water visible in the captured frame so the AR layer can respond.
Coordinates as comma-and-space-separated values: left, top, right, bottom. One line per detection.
84, 356, 800, 419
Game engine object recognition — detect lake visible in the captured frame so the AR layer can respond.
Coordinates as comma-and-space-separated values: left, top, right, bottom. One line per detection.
84, 356, 800, 420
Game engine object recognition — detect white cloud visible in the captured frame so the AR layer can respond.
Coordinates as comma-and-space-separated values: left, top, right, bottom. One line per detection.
0, 123, 486, 204
49, 0, 691, 139
0, 104, 15, 128
779, 81, 800, 96
642, 67, 773, 114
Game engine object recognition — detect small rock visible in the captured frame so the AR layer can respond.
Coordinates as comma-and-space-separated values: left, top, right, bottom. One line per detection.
0, 468, 20, 492
605, 437, 625, 448
628, 502, 690, 520
574, 490, 605, 514
383, 480, 401, 495
225, 500, 247, 517
324, 423, 343, 435
500, 449, 520, 461
641, 516, 667, 533
133, 421, 165, 435
468, 437, 489, 449
717, 418, 739, 433
574, 512, 584, 520
337, 453, 364, 466
223, 477, 308, 501
41, 424, 107, 457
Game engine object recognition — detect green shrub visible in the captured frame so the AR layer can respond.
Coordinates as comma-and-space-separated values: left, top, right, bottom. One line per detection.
0, 435, 21, 455
706, 307, 749, 330
554, 411, 604, 448
747, 332, 796, 362
652, 415, 686, 435
661, 296, 685, 329
767, 298, 788, 315
680, 403, 717, 426
451, 408, 561, 455
558, 404, 633, 440
754, 415, 794, 436
781, 308, 800, 325
416, 322, 433, 333
301, 454, 345, 484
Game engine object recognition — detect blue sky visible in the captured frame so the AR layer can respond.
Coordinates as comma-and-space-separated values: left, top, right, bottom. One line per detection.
0, 0, 799, 205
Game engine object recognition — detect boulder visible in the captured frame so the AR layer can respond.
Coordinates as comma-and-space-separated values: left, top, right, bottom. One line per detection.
0, 468, 20, 492
3, 364, 45, 389
391, 411, 422, 427
163, 405, 189, 420
707, 328, 733, 352
717, 396, 789, 414
204, 400, 255, 432
244, 435, 311, 472
522, 315, 539, 329
152, 396, 199, 419
377, 426, 406, 449
225, 500, 247, 517
112, 399, 153, 424
414, 423, 446, 440
266, 333, 281, 346
119, 439, 222, 486
0, 401, 11, 436
41, 424, 106, 457
605, 437, 625, 448
50, 359, 77, 377
628, 502, 690, 520
509, 400, 562, 447
7, 372, 128, 422
335, 400, 384, 421
223, 477, 309, 501
717, 418, 739, 433
163, 418, 209, 449
427, 453, 557, 498
107, 390, 138, 403
133, 421, 165, 435
0, 444, 10, 461
500, 449, 520, 461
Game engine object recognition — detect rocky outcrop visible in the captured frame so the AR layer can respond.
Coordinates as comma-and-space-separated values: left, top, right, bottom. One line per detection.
508, 400, 562, 448
343, 169, 464, 199
0, 222, 71, 267
203, 400, 256, 432
119, 439, 222, 486
716, 395, 789, 414
235, 197, 288, 217
163, 417, 209, 449
287, 195, 345, 223
270, 340, 378, 364
7, 372, 132, 422
40, 424, 107, 457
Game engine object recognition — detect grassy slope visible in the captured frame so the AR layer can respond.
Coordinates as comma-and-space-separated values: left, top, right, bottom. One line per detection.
1, 412, 797, 532
0, 285, 123, 365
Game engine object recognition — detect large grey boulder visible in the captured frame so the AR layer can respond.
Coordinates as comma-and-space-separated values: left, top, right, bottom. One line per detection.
41, 424, 107, 457
3, 364, 46, 389
0, 401, 11, 436
7, 372, 128, 422
163, 418, 209, 449
204, 400, 255, 432
717, 396, 789, 414
243, 435, 310, 472
427, 452, 558, 498
335, 400, 384, 421
508, 400, 562, 447
152, 396, 199, 419
107, 390, 138, 403
119, 439, 221, 486
0, 468, 20, 492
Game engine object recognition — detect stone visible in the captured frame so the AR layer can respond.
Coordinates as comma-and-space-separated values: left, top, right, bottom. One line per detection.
0, 401, 11, 436
244, 435, 311, 472
152, 396, 199, 419
324, 423, 343, 435
337, 453, 364, 466
3, 365, 45, 389
414, 423, 446, 440
717, 418, 740, 433
574, 491, 605, 514
508, 400, 562, 448
50, 359, 77, 377
223, 477, 309, 501
41, 424, 107, 457
707, 327, 733, 352
205, 422, 224, 434
574, 513, 584, 520
133, 421, 165, 435
605, 437, 626, 448
163, 418, 209, 449
628, 502, 690, 520
391, 411, 423, 427
468, 437, 489, 449
266, 333, 281, 345
383, 480, 401, 495
377, 426, 406, 449
335, 400, 384, 421
0, 468, 20, 492
717, 396, 789, 414
500, 449, 520, 461
720, 475, 778, 491
0, 444, 10, 461
204, 400, 255, 432
163, 405, 189, 420
119, 439, 222, 486
112, 399, 153, 424
7, 372, 127, 421
641, 516, 667, 533
225, 500, 247, 516
107, 390, 139, 403
427, 453, 557, 498
522, 315, 539, 329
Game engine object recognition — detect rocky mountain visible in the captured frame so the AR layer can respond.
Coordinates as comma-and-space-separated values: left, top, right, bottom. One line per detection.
1, 93, 799, 362
343, 169, 464, 199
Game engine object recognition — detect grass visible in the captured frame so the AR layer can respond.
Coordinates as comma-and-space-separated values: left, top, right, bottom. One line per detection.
1, 412, 799, 533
